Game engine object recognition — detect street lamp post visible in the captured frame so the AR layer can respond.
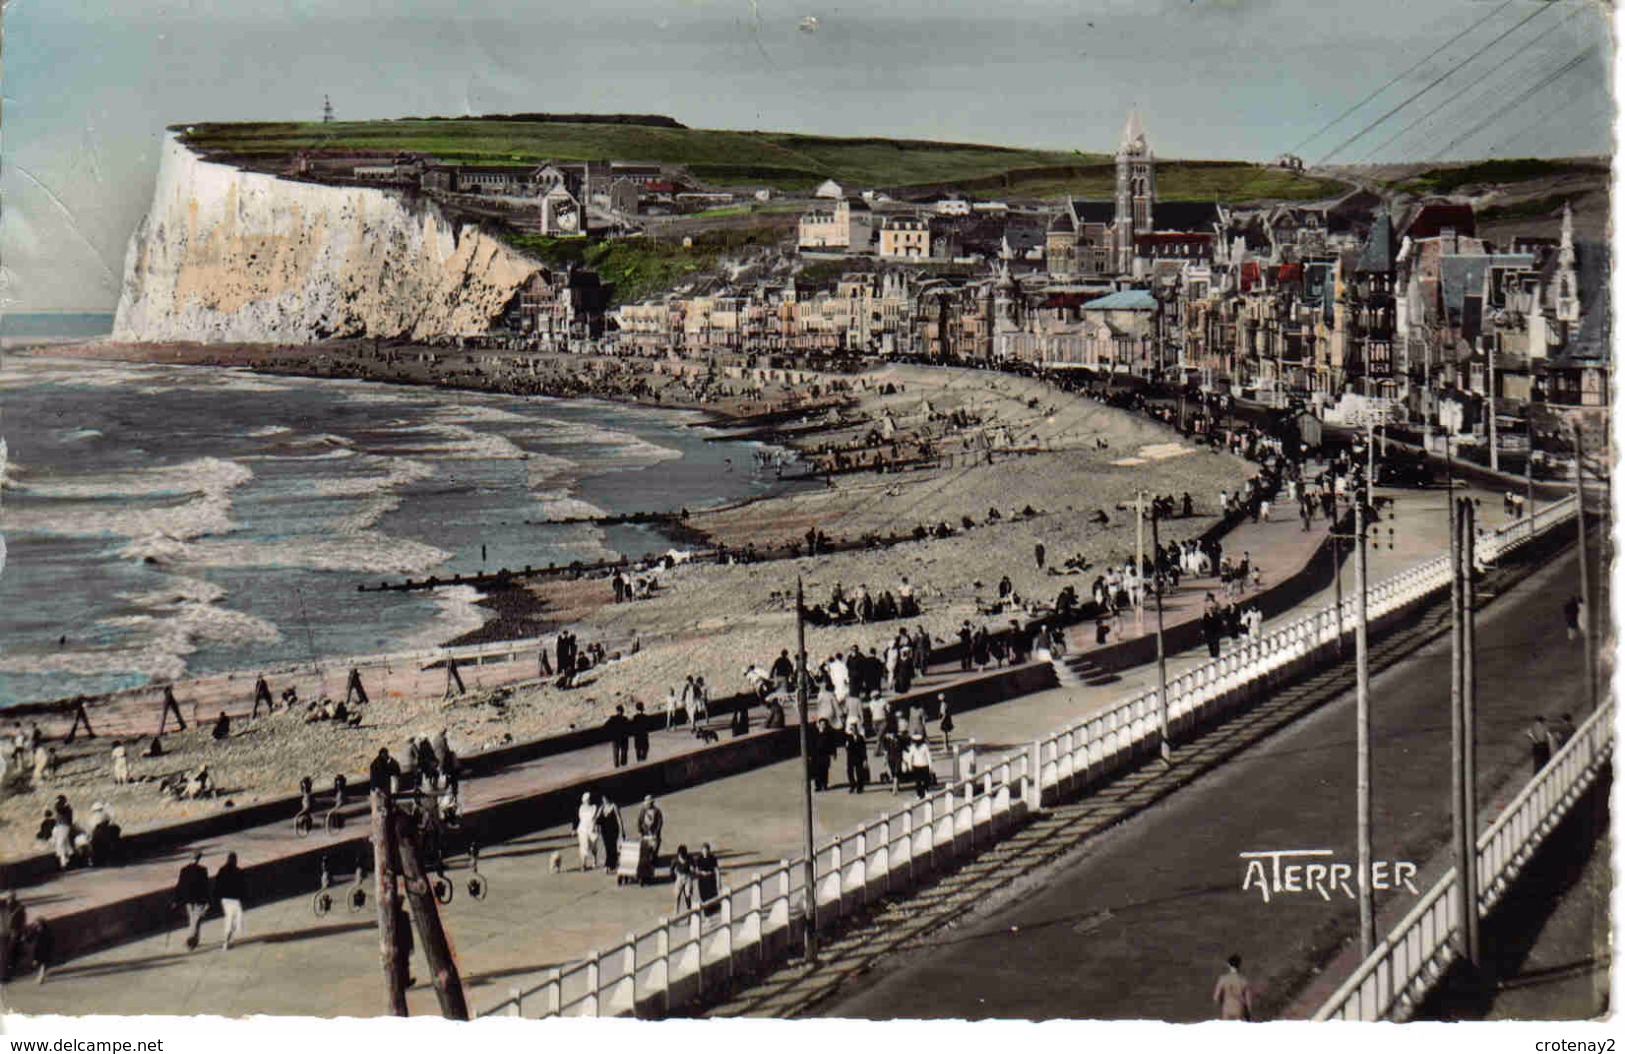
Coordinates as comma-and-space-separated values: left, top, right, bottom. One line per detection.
794, 577, 818, 963
1354, 488, 1374, 956
1150, 507, 1171, 764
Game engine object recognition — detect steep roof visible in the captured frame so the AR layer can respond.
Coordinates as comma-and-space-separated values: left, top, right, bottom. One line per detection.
1082, 289, 1158, 311
1153, 201, 1220, 232
1403, 202, 1477, 241
1440, 253, 1534, 316
1355, 211, 1394, 274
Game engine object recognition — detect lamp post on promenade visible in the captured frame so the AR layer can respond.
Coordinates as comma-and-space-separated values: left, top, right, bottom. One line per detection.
1353, 489, 1374, 957
1150, 506, 1172, 764
794, 577, 818, 964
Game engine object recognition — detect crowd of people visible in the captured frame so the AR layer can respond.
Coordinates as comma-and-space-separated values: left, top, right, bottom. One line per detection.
35, 794, 122, 870
573, 792, 675, 893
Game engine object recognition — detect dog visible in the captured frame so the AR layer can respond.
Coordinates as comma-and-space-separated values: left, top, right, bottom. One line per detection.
548, 852, 562, 874
692, 726, 720, 744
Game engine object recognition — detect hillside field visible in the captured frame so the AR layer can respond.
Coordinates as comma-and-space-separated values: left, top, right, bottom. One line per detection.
177, 118, 1094, 192
175, 117, 1345, 201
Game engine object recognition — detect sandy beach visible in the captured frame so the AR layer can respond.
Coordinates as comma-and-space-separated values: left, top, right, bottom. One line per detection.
0, 343, 1256, 859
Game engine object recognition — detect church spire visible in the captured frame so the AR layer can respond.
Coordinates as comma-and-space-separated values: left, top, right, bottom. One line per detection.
1559, 201, 1576, 268
1554, 201, 1579, 325
1120, 107, 1146, 153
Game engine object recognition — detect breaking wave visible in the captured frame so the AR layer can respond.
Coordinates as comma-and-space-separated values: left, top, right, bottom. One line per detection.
0, 573, 279, 683
122, 532, 451, 576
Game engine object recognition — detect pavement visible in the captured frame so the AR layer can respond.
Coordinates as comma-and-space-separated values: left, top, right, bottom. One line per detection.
807, 532, 1603, 1022
0, 477, 1519, 1018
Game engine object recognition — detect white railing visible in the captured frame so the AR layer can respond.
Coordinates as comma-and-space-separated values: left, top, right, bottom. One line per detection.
1314, 695, 1614, 1022
483, 495, 1579, 1019
1033, 494, 1578, 805
487, 752, 1034, 1018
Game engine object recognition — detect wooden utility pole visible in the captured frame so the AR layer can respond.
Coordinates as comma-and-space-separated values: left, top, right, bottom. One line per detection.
1354, 494, 1374, 957
1150, 508, 1171, 763
1459, 499, 1482, 969
395, 812, 471, 1020
370, 791, 409, 1016
794, 577, 818, 963
1572, 423, 1598, 715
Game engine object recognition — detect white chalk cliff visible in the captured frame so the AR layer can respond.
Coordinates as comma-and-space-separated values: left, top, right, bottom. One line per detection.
113, 133, 539, 343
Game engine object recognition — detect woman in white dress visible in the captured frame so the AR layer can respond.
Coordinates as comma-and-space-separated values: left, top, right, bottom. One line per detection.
576, 793, 601, 871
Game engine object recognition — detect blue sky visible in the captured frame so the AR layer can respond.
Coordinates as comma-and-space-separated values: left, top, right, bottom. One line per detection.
3, 0, 1614, 311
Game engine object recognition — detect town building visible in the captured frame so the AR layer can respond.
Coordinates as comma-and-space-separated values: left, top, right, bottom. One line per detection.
877, 215, 933, 260
798, 197, 874, 253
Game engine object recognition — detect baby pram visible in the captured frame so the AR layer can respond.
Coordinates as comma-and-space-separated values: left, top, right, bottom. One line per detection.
615, 837, 657, 886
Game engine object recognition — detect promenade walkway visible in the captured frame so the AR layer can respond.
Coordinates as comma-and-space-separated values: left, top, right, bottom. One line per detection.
0, 479, 1512, 1018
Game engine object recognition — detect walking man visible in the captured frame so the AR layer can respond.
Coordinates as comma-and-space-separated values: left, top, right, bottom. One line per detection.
1527, 716, 1553, 776
906, 734, 934, 799
212, 851, 246, 951
1563, 595, 1582, 641
174, 850, 210, 951
605, 705, 632, 768
1213, 954, 1255, 1021
632, 702, 651, 762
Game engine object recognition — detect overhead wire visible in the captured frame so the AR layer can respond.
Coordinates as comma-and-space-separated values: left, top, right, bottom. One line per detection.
1287, 0, 1519, 155
1314, 0, 1561, 164
1432, 46, 1599, 159
1354, 4, 1584, 163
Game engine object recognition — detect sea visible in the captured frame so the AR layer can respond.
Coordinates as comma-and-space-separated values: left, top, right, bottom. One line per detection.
0, 354, 791, 708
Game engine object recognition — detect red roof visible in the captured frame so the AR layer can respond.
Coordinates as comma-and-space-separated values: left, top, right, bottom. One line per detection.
1136, 232, 1211, 245
1404, 203, 1477, 241
1276, 262, 1303, 284
1240, 260, 1262, 292
644, 180, 680, 193
1041, 292, 1095, 309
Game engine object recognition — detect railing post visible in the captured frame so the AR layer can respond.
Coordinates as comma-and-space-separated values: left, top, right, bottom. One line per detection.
510, 986, 523, 1018
657, 918, 671, 1018
854, 833, 868, 906
624, 933, 638, 1016
720, 888, 735, 982
586, 951, 601, 1017
546, 967, 562, 1017
1026, 739, 1042, 810
689, 912, 703, 996
827, 844, 842, 920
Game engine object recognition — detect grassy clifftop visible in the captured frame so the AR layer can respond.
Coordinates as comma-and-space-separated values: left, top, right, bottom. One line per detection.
177, 118, 1095, 192
1391, 157, 1609, 196
176, 118, 1347, 201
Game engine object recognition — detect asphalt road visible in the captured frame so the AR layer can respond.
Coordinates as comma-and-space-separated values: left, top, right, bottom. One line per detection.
819, 545, 1604, 1022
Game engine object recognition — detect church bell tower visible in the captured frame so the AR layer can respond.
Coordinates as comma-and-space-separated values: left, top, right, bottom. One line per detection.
1114, 107, 1156, 273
